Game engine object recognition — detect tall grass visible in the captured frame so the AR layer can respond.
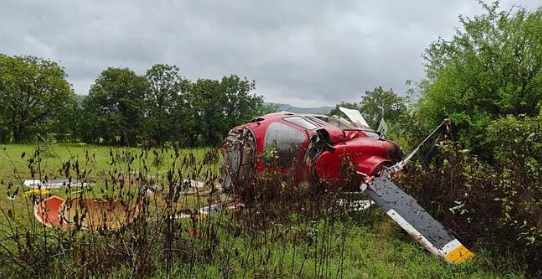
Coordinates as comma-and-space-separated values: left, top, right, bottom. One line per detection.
0, 143, 526, 278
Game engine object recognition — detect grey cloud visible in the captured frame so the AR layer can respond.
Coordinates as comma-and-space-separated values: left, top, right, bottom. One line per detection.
0, 0, 540, 106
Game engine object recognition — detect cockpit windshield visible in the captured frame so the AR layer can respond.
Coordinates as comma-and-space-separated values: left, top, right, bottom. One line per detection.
305, 115, 356, 130
303, 115, 381, 139
283, 116, 318, 130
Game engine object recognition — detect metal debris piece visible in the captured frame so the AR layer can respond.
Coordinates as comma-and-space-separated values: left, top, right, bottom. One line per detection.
34, 196, 141, 230
337, 199, 374, 211
198, 204, 221, 215
184, 180, 205, 188
24, 179, 88, 189
34, 196, 66, 228
179, 188, 211, 196
338, 106, 371, 129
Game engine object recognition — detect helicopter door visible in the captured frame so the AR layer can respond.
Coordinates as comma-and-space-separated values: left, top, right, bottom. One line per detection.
263, 122, 307, 168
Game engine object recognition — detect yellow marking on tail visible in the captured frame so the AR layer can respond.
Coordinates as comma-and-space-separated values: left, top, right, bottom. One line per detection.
445, 245, 474, 263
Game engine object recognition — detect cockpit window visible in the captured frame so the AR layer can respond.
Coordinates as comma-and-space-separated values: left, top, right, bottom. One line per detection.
283, 117, 317, 130
264, 122, 307, 167
309, 115, 356, 130
305, 114, 382, 139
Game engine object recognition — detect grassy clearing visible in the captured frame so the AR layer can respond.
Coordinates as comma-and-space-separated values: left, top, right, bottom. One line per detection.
0, 143, 215, 180
0, 144, 525, 278
0, 143, 214, 229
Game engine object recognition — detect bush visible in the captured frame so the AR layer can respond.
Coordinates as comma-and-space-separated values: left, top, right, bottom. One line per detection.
398, 126, 542, 276
418, 4, 542, 157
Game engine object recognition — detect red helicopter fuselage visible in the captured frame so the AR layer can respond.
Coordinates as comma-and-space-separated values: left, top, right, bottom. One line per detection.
221, 112, 402, 190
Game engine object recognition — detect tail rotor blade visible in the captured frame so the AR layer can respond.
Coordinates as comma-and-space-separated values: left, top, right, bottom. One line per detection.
364, 177, 474, 264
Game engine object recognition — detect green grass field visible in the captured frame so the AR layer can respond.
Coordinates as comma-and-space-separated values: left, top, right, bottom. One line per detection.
0, 144, 525, 278
0, 143, 214, 228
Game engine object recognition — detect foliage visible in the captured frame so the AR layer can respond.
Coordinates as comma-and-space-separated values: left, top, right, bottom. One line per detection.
0, 53, 266, 147
418, 3, 542, 156
175, 76, 265, 146
0, 55, 74, 142
79, 71, 265, 147
144, 64, 189, 145
398, 136, 542, 277
487, 114, 542, 164
358, 86, 406, 128
81, 67, 149, 145
207, 76, 263, 145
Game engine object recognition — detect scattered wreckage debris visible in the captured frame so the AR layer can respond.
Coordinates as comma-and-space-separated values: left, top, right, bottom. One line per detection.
34, 196, 141, 230
177, 187, 211, 196
184, 179, 205, 188
178, 179, 212, 196
23, 179, 89, 189
337, 197, 374, 211
158, 199, 244, 221
34, 196, 65, 228
33, 189, 239, 230
220, 108, 474, 263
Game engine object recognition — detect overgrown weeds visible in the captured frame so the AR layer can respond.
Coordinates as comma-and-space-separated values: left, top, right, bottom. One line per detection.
0, 145, 361, 279
0, 143, 530, 278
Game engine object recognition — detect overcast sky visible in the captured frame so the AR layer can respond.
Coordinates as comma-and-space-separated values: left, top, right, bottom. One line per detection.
1, 0, 540, 107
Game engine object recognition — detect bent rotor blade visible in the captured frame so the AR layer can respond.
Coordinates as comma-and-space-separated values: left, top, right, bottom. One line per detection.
364, 177, 474, 263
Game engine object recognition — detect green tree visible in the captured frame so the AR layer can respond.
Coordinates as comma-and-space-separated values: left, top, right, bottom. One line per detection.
220, 75, 264, 132
171, 80, 199, 146
185, 75, 264, 146
0, 54, 73, 142
359, 86, 406, 128
82, 67, 149, 145
62, 94, 85, 142
189, 79, 225, 146
418, 3, 542, 155
40, 93, 81, 142
144, 64, 186, 145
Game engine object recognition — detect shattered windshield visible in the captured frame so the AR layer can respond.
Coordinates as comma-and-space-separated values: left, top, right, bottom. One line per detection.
305, 115, 381, 139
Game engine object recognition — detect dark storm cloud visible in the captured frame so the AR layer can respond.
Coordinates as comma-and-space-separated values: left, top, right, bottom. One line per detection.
0, 0, 540, 106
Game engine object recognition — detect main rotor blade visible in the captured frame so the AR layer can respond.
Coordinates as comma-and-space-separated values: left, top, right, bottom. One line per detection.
364, 177, 474, 263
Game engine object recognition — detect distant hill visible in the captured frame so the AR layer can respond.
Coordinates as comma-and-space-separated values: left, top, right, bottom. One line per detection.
267, 103, 334, 114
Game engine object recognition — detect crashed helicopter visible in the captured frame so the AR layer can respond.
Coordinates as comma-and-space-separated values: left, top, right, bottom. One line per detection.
220, 107, 474, 264
29, 106, 473, 264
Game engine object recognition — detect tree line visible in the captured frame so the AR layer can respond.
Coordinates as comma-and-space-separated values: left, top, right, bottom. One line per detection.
0, 56, 271, 146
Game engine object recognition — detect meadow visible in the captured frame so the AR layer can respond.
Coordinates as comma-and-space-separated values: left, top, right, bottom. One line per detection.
0, 143, 525, 278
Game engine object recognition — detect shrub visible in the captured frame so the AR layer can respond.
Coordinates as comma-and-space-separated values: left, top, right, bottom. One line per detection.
398, 130, 542, 276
